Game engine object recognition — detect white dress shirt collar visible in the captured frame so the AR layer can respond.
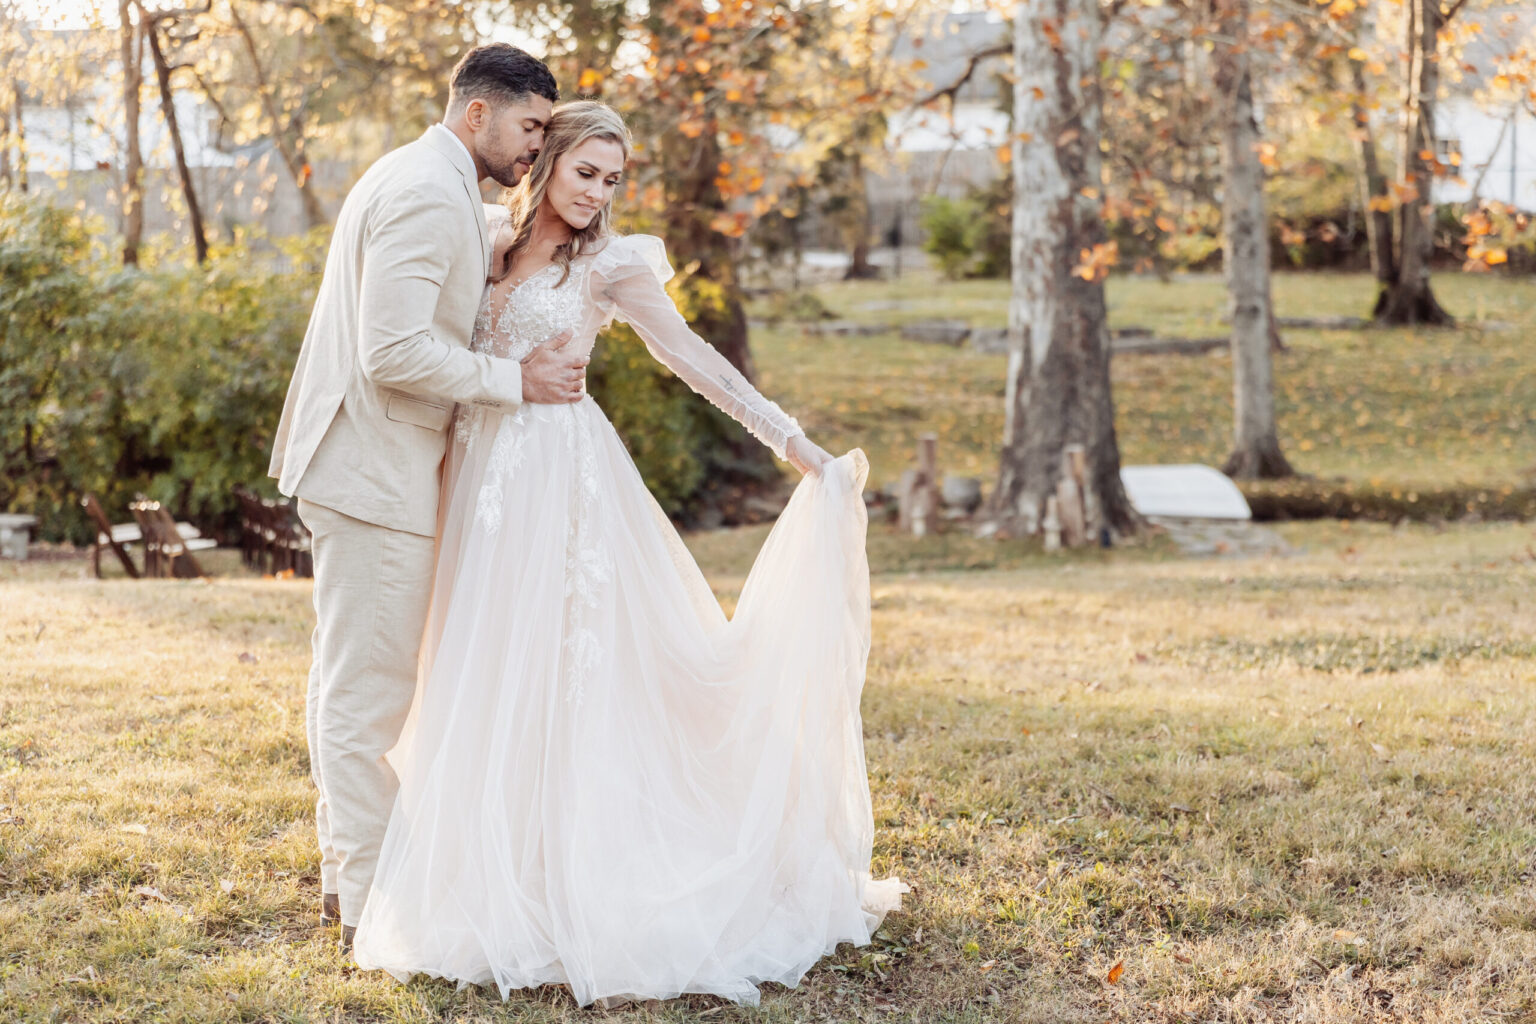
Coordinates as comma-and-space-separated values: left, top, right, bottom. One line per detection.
433, 123, 477, 177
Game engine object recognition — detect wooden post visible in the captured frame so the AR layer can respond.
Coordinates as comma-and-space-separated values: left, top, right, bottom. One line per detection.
1042, 495, 1062, 551
913, 434, 938, 537
1057, 444, 1088, 547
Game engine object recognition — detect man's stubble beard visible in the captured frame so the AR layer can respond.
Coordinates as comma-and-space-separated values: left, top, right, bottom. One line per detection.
477, 120, 524, 188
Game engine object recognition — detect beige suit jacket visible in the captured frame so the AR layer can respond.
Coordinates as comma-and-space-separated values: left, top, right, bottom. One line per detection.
268, 127, 521, 536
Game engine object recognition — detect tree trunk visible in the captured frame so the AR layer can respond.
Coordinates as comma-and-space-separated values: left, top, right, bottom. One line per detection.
1375, 0, 1452, 325
669, 126, 756, 381
1350, 58, 1395, 286
120, 0, 145, 266
661, 119, 776, 483
143, 16, 208, 264
1216, 0, 1293, 480
9, 76, 23, 192
989, 0, 1138, 539
230, 2, 328, 229
842, 151, 878, 280
0, 97, 10, 190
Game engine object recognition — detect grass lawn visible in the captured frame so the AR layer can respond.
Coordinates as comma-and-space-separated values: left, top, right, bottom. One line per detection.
2, 518, 1534, 1022
751, 270, 1536, 497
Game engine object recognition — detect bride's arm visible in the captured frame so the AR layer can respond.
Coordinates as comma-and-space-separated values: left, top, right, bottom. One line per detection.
600, 254, 824, 469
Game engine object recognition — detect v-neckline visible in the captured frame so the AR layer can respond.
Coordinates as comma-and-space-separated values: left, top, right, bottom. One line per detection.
501, 262, 561, 296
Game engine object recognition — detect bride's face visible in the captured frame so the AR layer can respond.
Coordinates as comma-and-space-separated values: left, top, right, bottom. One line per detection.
546, 137, 625, 232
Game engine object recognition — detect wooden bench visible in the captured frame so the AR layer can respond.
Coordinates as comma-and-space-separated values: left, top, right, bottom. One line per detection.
233, 487, 313, 578
128, 497, 217, 578
81, 494, 142, 578
0, 513, 39, 561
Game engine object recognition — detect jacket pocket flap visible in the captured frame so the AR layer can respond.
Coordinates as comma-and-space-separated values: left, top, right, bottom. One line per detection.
385, 393, 450, 431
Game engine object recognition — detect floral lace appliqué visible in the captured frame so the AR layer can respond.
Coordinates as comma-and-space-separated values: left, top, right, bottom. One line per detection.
474, 409, 530, 534
558, 408, 611, 707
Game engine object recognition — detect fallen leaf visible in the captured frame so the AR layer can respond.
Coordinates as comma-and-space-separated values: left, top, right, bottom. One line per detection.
219, 879, 236, 894
1107, 960, 1125, 984
134, 885, 169, 903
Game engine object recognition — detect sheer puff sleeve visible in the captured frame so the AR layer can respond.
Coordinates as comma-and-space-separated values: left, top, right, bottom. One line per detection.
587, 234, 804, 461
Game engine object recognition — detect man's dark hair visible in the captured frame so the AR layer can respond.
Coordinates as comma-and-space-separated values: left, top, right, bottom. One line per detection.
448, 44, 558, 111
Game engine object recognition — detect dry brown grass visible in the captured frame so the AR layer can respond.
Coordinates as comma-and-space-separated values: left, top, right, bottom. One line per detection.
2, 519, 1534, 1022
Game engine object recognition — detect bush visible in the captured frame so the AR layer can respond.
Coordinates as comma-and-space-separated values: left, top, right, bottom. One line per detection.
920, 184, 1010, 280
0, 194, 320, 543
757, 288, 836, 325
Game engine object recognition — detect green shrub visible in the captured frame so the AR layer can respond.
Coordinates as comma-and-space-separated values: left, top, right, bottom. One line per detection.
920, 178, 1012, 281
0, 194, 321, 542
757, 288, 836, 325
965, 175, 1013, 279
919, 196, 977, 280
0, 199, 97, 540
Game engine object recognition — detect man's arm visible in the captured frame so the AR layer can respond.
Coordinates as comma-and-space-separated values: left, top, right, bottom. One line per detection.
356, 183, 521, 411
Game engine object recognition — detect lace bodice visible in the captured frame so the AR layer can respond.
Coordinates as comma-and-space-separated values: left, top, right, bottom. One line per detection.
469, 223, 803, 461
472, 262, 592, 364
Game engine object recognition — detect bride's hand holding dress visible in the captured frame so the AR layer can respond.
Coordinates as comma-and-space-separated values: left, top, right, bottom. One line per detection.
786, 434, 834, 477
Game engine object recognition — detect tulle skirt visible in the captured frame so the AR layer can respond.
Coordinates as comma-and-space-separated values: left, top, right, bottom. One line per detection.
352, 398, 903, 1007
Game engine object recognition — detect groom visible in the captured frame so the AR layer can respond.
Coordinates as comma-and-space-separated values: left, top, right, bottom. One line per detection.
268, 44, 584, 952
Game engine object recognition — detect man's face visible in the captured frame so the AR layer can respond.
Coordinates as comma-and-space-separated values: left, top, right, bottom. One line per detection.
472, 96, 553, 188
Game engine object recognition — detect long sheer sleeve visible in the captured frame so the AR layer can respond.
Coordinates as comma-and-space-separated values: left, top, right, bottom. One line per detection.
588, 235, 804, 460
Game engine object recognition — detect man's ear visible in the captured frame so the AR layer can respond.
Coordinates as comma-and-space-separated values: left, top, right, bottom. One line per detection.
464, 98, 487, 132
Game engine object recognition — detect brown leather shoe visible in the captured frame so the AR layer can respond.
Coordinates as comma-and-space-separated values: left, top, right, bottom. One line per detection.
320, 892, 340, 929
339, 924, 356, 955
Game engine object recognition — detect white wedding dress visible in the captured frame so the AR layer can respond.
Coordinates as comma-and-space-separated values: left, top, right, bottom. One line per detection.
352, 229, 904, 1007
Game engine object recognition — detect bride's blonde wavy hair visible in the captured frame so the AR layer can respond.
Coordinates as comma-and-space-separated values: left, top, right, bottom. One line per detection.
498, 100, 632, 287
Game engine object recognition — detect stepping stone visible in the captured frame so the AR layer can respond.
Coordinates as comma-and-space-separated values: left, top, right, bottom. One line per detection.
1120, 464, 1251, 520
900, 320, 971, 346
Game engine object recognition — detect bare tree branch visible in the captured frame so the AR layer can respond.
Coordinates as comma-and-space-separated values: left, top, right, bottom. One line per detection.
912, 41, 1010, 109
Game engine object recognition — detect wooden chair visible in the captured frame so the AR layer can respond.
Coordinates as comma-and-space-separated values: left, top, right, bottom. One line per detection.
232, 487, 269, 571
261, 497, 313, 578
80, 493, 141, 579
232, 487, 313, 578
129, 497, 217, 578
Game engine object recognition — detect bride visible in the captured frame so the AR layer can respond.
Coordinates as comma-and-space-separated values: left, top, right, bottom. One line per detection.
353, 100, 904, 1007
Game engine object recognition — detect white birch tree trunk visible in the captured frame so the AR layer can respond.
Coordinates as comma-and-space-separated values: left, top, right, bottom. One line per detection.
990, 0, 1138, 539
1216, 0, 1292, 479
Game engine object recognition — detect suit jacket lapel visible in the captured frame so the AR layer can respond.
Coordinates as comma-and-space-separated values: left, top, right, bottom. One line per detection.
421, 126, 490, 278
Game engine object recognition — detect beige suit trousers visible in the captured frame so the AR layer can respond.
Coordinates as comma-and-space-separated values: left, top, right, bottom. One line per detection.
298, 499, 435, 928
